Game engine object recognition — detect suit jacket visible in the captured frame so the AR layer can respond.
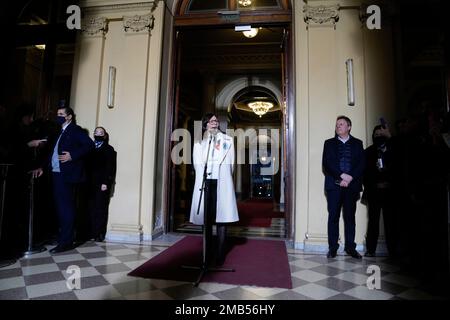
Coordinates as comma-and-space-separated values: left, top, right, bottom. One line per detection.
48, 122, 94, 183
322, 135, 365, 192
363, 141, 394, 195
190, 132, 239, 224
87, 142, 117, 187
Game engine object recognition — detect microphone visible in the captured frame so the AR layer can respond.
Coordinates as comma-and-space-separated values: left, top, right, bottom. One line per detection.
208, 130, 217, 143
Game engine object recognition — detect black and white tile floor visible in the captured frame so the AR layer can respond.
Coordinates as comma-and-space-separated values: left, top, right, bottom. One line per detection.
0, 235, 448, 300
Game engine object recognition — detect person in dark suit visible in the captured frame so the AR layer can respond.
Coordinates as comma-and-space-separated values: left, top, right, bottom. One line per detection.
1, 104, 41, 259
32, 106, 94, 253
87, 127, 116, 242
363, 124, 397, 257
322, 115, 365, 259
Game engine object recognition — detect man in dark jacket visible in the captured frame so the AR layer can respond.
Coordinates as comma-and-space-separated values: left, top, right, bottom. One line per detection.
322, 115, 365, 259
363, 125, 397, 257
87, 127, 116, 242
33, 106, 94, 253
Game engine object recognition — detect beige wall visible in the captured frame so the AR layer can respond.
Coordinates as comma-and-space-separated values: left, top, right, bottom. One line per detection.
71, 0, 164, 242
294, 0, 396, 251
71, 0, 396, 250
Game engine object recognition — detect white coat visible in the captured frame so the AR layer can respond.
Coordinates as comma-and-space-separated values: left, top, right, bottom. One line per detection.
189, 132, 239, 225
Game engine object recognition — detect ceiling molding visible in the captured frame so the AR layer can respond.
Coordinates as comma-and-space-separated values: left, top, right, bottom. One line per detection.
81, 1, 158, 15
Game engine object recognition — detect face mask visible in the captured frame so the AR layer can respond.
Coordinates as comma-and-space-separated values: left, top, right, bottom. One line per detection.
373, 136, 387, 147
56, 116, 66, 125
94, 135, 105, 142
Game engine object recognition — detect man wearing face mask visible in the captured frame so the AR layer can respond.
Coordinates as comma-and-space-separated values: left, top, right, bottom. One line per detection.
363, 124, 397, 257
87, 127, 116, 242
32, 106, 94, 253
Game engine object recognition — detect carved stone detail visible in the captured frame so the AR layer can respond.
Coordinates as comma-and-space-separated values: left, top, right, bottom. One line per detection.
123, 14, 155, 33
81, 16, 108, 36
82, 1, 158, 15
303, 4, 340, 26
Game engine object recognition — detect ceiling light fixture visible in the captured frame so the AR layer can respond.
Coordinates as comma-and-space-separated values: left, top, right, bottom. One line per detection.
238, 0, 252, 7
248, 101, 274, 118
242, 28, 258, 38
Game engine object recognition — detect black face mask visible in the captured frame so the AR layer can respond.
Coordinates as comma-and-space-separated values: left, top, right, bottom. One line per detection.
373, 136, 387, 147
56, 116, 66, 125
94, 136, 105, 142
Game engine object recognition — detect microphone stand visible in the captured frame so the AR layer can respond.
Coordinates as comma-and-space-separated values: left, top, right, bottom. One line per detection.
22, 172, 46, 257
182, 133, 234, 287
23, 147, 46, 257
0, 164, 12, 244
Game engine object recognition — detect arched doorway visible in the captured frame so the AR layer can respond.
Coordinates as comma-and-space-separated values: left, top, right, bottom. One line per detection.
162, 0, 294, 240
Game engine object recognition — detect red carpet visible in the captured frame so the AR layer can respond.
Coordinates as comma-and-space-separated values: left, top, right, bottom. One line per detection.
128, 236, 292, 289
234, 199, 284, 227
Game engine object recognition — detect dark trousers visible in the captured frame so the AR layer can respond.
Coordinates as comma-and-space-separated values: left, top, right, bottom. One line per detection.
52, 173, 76, 247
204, 179, 226, 266
0, 167, 28, 258
366, 189, 396, 255
89, 183, 111, 240
326, 188, 359, 252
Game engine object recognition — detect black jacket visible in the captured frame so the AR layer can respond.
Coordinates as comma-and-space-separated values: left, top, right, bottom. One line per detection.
322, 135, 365, 192
47, 122, 94, 183
87, 142, 117, 187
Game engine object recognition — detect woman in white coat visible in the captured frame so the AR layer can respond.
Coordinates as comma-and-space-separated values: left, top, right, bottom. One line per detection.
190, 113, 239, 266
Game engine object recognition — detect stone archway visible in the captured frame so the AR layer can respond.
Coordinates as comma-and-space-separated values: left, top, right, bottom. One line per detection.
215, 77, 283, 112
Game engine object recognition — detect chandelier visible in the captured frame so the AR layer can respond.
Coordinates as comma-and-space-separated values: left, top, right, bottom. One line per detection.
242, 28, 258, 38
238, 0, 252, 7
248, 101, 274, 118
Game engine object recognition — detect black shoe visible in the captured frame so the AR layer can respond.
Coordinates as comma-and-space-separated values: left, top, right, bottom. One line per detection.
346, 249, 362, 259
0, 258, 17, 268
46, 239, 58, 246
327, 250, 337, 258
364, 252, 375, 257
49, 244, 74, 254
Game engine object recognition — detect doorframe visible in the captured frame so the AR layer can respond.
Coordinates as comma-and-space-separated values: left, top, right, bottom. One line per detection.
284, 22, 296, 243
175, 0, 292, 27
159, 0, 296, 242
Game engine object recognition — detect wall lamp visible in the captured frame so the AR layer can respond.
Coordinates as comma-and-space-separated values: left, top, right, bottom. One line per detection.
345, 59, 355, 106
107, 66, 116, 108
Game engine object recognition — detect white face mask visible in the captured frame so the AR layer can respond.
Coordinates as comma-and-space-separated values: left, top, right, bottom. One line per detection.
209, 128, 218, 136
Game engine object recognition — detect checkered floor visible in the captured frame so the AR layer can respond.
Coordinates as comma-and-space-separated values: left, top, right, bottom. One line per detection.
0, 235, 448, 300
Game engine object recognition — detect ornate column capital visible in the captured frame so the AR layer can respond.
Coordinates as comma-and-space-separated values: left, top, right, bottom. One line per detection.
81, 16, 108, 36
123, 14, 155, 34
303, 4, 340, 27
